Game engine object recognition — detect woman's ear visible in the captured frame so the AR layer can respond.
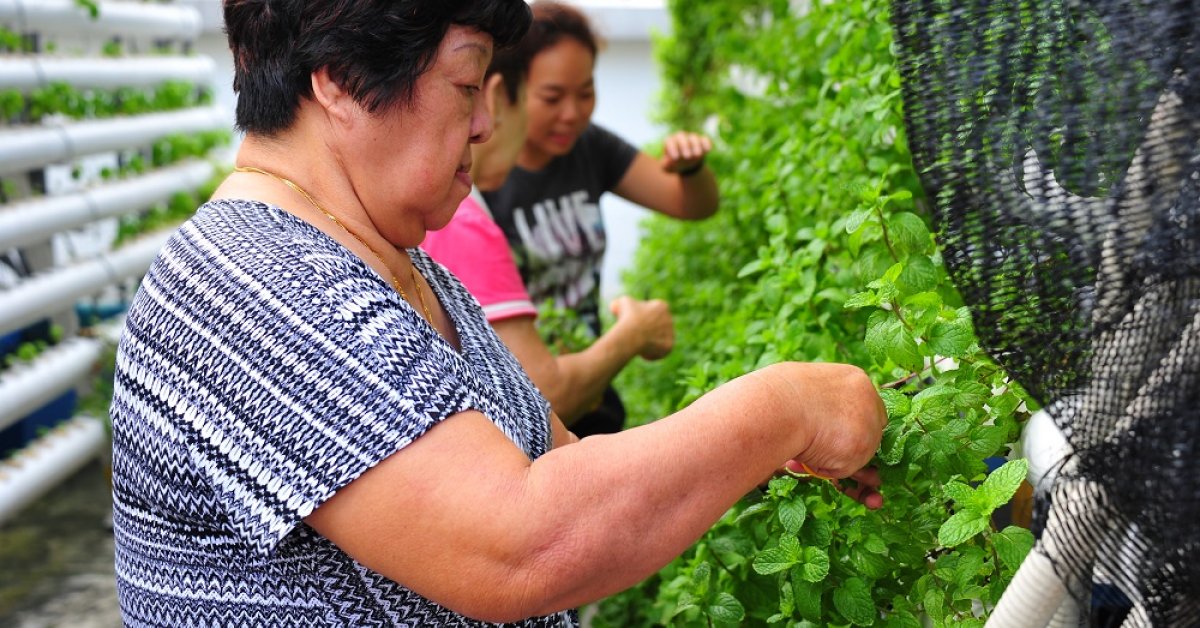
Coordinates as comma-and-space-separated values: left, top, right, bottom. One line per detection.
483, 73, 506, 128
310, 67, 355, 124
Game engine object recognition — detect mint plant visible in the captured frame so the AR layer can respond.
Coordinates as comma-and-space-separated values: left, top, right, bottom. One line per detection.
597, 0, 1035, 625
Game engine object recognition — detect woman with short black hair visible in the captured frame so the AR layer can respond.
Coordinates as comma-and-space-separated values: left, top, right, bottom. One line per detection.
110, 1, 886, 625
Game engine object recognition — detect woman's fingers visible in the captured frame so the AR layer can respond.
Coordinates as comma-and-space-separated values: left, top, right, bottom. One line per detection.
663, 131, 713, 168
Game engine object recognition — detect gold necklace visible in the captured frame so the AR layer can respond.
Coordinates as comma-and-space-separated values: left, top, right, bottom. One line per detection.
233, 165, 434, 324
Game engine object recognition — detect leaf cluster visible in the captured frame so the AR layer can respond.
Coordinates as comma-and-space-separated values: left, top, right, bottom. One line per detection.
597, 0, 1037, 625
1, 80, 214, 126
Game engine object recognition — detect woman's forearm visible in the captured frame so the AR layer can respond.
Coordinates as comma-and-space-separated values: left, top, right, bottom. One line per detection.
507, 362, 881, 617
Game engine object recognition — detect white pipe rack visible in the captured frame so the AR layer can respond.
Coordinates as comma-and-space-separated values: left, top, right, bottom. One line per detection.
0, 56, 214, 91
0, 337, 102, 432
0, 415, 106, 526
0, 105, 226, 176
0, 228, 173, 337
0, 160, 214, 250
0, 0, 201, 40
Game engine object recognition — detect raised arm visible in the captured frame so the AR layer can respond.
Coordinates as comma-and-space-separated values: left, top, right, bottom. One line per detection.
492, 296, 673, 424
613, 131, 719, 220
304, 361, 885, 622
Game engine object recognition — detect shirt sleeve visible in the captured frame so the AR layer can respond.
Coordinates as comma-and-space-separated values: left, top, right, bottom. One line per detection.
586, 123, 640, 192
422, 199, 537, 322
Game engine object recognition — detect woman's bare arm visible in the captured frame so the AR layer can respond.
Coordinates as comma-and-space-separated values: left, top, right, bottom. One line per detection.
305, 361, 885, 622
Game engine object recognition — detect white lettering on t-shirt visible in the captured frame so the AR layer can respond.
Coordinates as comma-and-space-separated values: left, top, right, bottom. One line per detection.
512, 189, 605, 263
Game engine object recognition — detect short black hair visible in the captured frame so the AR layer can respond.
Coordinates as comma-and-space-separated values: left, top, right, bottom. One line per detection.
224, 0, 532, 135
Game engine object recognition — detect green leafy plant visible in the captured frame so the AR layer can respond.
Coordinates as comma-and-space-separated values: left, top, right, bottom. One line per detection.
535, 298, 596, 354
0, 89, 24, 123
0, 26, 32, 53
594, 0, 1035, 625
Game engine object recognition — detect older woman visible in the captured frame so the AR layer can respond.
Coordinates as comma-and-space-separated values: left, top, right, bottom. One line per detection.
110, 1, 887, 625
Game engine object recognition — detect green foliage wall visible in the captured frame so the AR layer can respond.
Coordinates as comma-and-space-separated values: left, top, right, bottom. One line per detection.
601, 0, 1035, 625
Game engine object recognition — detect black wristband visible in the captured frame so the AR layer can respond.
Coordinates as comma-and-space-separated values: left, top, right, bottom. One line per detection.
678, 157, 706, 177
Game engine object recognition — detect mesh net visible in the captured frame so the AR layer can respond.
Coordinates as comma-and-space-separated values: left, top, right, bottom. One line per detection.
892, 1, 1200, 624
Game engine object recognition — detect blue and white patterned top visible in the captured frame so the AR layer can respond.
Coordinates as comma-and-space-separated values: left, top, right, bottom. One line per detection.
111, 199, 575, 627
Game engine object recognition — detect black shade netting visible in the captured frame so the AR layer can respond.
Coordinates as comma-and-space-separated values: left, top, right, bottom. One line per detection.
892, 0, 1200, 624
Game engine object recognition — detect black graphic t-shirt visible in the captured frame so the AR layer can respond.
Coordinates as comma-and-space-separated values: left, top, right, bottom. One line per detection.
483, 123, 638, 333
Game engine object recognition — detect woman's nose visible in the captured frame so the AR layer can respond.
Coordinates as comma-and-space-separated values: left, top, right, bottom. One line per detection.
469, 97, 493, 144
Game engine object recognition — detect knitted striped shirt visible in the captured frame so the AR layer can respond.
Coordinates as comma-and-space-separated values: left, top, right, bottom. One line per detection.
111, 199, 574, 627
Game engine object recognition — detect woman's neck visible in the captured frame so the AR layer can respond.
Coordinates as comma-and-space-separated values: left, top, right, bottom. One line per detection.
231, 134, 408, 254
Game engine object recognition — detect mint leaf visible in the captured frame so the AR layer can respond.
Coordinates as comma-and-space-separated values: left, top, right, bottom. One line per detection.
754, 546, 797, 575
938, 510, 990, 547
779, 574, 795, 616
898, 255, 937, 294
834, 577, 877, 626
887, 212, 931, 256
978, 459, 1029, 509
737, 258, 767, 278
707, 592, 746, 623
797, 546, 831, 582
691, 562, 712, 593
672, 592, 700, 619
844, 290, 881, 309
878, 389, 911, 417
866, 313, 921, 369
753, 548, 796, 576
942, 481, 976, 507
792, 577, 823, 622
846, 206, 874, 233
992, 525, 1035, 569
735, 501, 772, 524
923, 588, 946, 623
806, 519, 833, 547
879, 421, 912, 465
779, 497, 808, 534
928, 320, 973, 357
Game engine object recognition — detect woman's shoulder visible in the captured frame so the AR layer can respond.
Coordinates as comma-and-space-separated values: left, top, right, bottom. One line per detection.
184, 198, 357, 272
159, 198, 396, 320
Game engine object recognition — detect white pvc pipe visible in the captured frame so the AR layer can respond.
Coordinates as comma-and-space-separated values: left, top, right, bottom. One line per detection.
0, 337, 102, 432
986, 551, 1071, 627
0, 228, 172, 336
1021, 409, 1073, 490
0, 0, 201, 40
0, 105, 226, 176
0, 414, 106, 526
0, 56, 214, 91
0, 160, 215, 249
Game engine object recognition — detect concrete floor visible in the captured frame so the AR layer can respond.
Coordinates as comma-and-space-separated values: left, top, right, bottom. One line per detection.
0, 460, 120, 628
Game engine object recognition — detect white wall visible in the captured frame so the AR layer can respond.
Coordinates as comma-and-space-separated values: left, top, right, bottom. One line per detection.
188, 0, 669, 302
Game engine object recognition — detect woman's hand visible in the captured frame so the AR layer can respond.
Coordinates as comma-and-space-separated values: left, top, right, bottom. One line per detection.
661, 131, 714, 174
781, 462, 885, 510
609, 296, 674, 360
752, 362, 887, 480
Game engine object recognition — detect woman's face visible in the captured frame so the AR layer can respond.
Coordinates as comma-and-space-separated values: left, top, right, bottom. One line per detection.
342, 25, 494, 242
524, 38, 596, 160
